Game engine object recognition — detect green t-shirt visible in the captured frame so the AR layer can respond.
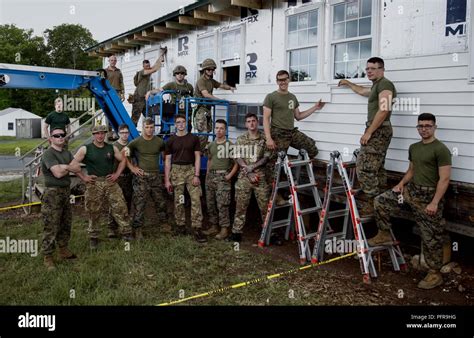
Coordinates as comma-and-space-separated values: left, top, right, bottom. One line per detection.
367, 77, 397, 123
263, 91, 299, 130
41, 147, 74, 187
207, 140, 234, 171
195, 75, 221, 98
83, 143, 115, 177
409, 139, 452, 187
163, 81, 194, 101
127, 136, 164, 172
134, 70, 151, 98
45, 111, 70, 132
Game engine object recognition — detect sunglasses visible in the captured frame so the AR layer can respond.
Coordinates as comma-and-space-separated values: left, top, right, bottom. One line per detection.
51, 133, 66, 138
206, 68, 216, 71
175, 72, 186, 75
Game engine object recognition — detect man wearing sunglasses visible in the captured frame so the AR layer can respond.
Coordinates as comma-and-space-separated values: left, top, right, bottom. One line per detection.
194, 58, 236, 153
338, 57, 397, 217
368, 113, 451, 290
73, 125, 133, 249
41, 127, 82, 271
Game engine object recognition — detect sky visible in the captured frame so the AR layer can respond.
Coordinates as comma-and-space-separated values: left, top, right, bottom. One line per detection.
0, 0, 196, 43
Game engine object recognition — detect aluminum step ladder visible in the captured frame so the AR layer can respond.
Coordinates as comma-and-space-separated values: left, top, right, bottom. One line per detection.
312, 150, 407, 283
258, 150, 323, 264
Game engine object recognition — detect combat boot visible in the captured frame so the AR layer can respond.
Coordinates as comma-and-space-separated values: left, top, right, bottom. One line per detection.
275, 194, 288, 206
367, 230, 393, 246
203, 225, 219, 236
215, 227, 230, 240
107, 230, 119, 239
133, 228, 144, 241
90, 238, 99, 250
193, 229, 208, 243
59, 247, 77, 260
43, 255, 56, 271
417, 269, 443, 290
227, 232, 242, 243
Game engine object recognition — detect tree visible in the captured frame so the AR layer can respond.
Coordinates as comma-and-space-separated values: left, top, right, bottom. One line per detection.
44, 24, 101, 70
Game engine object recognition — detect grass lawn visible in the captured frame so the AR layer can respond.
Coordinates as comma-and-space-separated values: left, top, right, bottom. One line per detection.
0, 136, 86, 156
0, 178, 23, 204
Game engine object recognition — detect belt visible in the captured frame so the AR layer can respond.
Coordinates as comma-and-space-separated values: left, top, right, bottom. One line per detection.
94, 177, 108, 181
209, 170, 228, 174
366, 120, 391, 127
173, 163, 193, 166
142, 171, 159, 176
120, 172, 131, 177
44, 186, 70, 190
409, 183, 436, 192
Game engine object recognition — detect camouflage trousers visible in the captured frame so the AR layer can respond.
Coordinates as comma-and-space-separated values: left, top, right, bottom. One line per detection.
356, 125, 392, 197
131, 98, 146, 126
232, 172, 270, 234
85, 179, 131, 239
41, 186, 72, 256
193, 106, 212, 154
267, 127, 318, 185
205, 171, 231, 228
374, 183, 447, 270
131, 172, 168, 229
171, 164, 203, 229
108, 173, 133, 232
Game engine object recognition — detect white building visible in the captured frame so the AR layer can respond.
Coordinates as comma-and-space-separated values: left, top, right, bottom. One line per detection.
88, 0, 473, 185
0, 108, 42, 137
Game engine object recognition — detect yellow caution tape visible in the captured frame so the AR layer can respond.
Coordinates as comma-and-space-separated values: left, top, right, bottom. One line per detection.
0, 195, 85, 212
157, 251, 356, 306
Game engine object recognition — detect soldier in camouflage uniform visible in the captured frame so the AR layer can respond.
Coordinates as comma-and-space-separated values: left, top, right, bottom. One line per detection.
107, 124, 133, 238
202, 119, 239, 240
130, 49, 166, 126
368, 113, 452, 290
194, 58, 235, 153
228, 113, 271, 242
74, 125, 132, 249
125, 118, 169, 239
164, 114, 207, 243
339, 57, 397, 216
41, 127, 82, 271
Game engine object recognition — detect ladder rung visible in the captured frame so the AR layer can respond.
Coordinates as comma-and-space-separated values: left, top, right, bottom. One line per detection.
275, 202, 291, 209
329, 186, 346, 194
359, 216, 374, 223
326, 209, 348, 219
288, 159, 312, 167
268, 219, 290, 229
277, 181, 290, 188
298, 206, 321, 216
342, 161, 357, 168
295, 183, 316, 190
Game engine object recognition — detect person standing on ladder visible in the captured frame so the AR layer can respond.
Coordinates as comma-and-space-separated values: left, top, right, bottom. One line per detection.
228, 113, 271, 243
263, 70, 325, 203
130, 48, 167, 126
338, 57, 397, 216
368, 113, 451, 290
194, 58, 235, 153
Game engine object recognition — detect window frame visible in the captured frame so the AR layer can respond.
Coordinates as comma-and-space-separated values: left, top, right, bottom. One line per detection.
196, 32, 217, 83
329, 0, 380, 84
218, 24, 246, 85
285, 3, 323, 84
7, 122, 14, 131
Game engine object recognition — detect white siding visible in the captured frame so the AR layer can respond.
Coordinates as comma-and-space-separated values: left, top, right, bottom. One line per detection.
105, 0, 474, 183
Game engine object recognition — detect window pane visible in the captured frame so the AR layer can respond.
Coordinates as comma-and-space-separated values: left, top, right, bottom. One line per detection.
346, 20, 358, 38
298, 13, 309, 30
346, 1, 359, 20
334, 4, 345, 22
335, 43, 346, 62
361, 0, 372, 17
347, 41, 360, 60
288, 31, 298, 48
309, 47, 317, 64
300, 49, 309, 65
290, 50, 299, 67
308, 28, 318, 44
309, 11, 318, 28
359, 60, 367, 78
302, 66, 310, 81
308, 65, 317, 81
360, 39, 372, 59
288, 16, 297, 32
298, 30, 308, 46
359, 17, 371, 36
347, 61, 360, 78
334, 62, 346, 79
333, 22, 344, 40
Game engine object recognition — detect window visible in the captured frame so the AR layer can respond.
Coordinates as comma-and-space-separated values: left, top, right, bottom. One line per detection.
332, 0, 372, 79
229, 104, 263, 129
8, 122, 13, 130
197, 35, 215, 64
221, 29, 241, 61
220, 28, 243, 87
287, 9, 318, 82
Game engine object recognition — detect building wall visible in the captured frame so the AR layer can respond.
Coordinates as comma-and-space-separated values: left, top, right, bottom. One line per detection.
103, 0, 474, 183
0, 110, 42, 137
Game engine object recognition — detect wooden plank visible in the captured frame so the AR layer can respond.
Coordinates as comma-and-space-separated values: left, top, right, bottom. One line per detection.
124, 36, 147, 45
108, 43, 127, 51
133, 33, 161, 42
165, 21, 192, 30
231, 0, 262, 9
117, 41, 138, 48
208, 2, 240, 17
178, 16, 208, 26
192, 9, 222, 22
152, 25, 175, 35
142, 30, 167, 39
